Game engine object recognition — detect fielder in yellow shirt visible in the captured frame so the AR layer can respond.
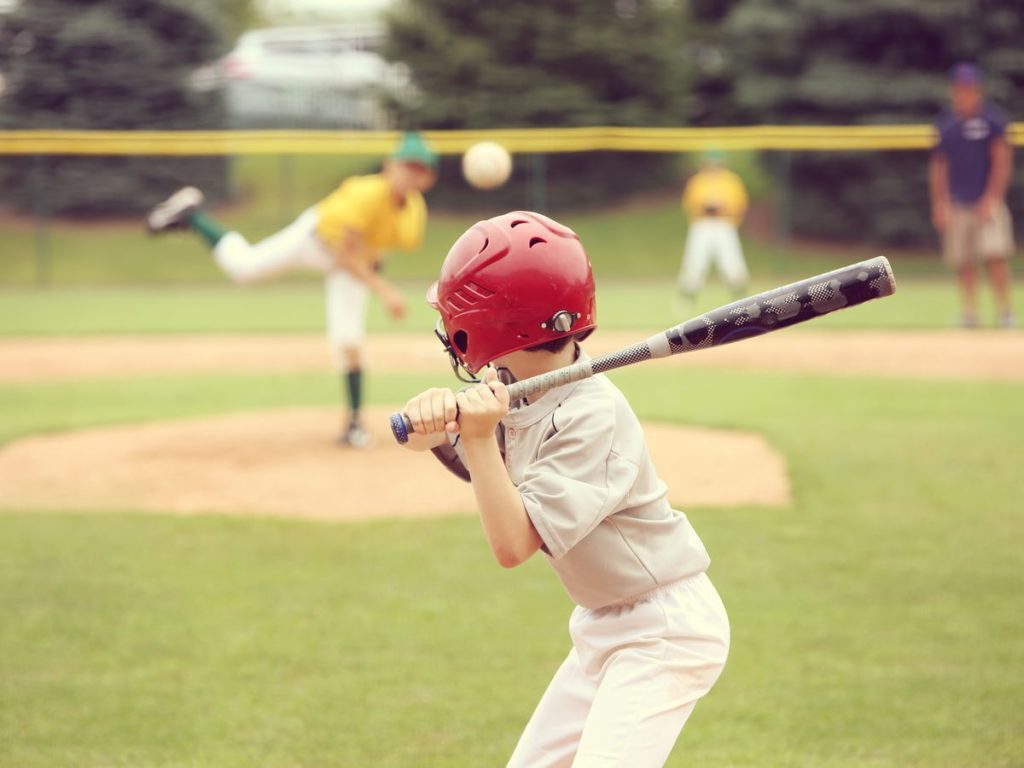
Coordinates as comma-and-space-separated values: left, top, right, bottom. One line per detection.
146, 132, 439, 447
677, 151, 750, 306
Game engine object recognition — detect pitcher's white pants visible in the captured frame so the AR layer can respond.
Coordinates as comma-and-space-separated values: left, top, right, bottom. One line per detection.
212, 208, 369, 360
678, 217, 748, 296
507, 572, 729, 768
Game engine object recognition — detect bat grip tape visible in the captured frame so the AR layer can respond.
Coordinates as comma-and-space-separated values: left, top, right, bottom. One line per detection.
389, 361, 594, 444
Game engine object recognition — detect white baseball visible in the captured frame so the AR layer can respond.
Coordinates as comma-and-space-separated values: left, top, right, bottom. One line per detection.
461, 141, 512, 190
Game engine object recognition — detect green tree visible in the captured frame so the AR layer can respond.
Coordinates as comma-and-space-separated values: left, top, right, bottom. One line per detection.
685, 0, 744, 127
383, 0, 694, 209
705, 0, 1024, 244
0, 0, 230, 216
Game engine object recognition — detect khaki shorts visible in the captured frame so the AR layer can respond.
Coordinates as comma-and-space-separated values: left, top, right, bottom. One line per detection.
944, 202, 1015, 268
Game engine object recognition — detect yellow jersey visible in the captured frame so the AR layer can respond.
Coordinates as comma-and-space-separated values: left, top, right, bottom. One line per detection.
681, 168, 748, 226
316, 174, 427, 262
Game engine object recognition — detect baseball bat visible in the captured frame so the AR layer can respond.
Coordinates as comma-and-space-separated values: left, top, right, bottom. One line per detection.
390, 255, 896, 444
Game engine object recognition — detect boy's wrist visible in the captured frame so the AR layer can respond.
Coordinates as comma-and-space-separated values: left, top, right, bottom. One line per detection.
460, 432, 505, 464
460, 432, 498, 451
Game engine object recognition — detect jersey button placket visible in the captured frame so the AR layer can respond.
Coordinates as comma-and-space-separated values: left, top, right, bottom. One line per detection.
505, 427, 516, 470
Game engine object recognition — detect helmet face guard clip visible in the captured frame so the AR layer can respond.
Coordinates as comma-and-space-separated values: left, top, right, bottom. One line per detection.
541, 311, 579, 333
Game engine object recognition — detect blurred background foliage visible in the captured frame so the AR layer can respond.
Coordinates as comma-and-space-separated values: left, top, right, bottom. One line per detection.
701, 0, 1024, 243
384, 0, 693, 210
0, 0, 1022, 243
0, 0, 233, 215
384, 0, 1023, 243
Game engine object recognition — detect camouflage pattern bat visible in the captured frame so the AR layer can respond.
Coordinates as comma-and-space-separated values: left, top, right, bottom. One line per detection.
390, 255, 896, 444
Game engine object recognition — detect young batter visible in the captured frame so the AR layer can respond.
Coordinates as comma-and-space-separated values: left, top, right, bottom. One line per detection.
402, 211, 730, 767
146, 132, 438, 447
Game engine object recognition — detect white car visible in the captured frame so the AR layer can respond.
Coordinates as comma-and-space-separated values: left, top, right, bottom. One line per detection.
211, 24, 412, 128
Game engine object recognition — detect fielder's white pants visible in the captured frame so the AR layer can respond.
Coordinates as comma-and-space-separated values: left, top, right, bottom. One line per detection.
507, 572, 729, 768
678, 217, 749, 296
212, 208, 369, 359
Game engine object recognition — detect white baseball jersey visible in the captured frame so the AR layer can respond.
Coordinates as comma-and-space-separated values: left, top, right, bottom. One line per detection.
444, 348, 712, 610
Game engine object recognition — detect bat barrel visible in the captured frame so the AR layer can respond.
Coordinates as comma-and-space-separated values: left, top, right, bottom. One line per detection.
662, 255, 895, 354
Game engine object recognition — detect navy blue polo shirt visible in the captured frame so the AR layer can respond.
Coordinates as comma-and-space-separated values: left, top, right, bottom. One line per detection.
933, 104, 1009, 205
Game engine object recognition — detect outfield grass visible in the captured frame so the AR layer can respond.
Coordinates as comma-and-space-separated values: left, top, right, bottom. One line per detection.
2, 153, 960, 288
4, 149, 1017, 335
1, 201, 953, 287
1, 367, 1022, 766
3, 277, 1021, 336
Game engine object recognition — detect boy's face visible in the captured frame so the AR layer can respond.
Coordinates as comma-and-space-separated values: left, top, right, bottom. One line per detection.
385, 160, 438, 195
491, 350, 524, 370
490, 343, 574, 381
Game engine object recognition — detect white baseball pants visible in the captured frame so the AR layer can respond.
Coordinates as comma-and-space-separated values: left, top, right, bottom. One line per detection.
212, 208, 369, 354
677, 217, 749, 296
507, 572, 729, 768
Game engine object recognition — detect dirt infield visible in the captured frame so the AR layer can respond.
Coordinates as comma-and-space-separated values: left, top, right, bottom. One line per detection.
3, 328, 1019, 522
0, 406, 790, 519
2, 329, 1023, 384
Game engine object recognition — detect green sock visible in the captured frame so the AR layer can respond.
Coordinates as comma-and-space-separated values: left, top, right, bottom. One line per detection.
344, 369, 363, 425
188, 210, 229, 248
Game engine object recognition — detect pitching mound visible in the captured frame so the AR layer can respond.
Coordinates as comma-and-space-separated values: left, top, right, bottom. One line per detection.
0, 406, 789, 520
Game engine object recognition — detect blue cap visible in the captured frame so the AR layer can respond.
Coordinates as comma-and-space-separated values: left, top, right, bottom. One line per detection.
949, 62, 982, 85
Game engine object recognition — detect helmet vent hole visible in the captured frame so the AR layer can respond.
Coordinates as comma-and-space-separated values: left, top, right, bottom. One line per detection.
529, 237, 546, 248
478, 237, 489, 254
453, 330, 469, 354
510, 220, 528, 227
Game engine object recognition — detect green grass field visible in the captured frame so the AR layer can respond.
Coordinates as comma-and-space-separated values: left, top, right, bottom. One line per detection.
1, 153, 962, 289
5, 153, 1021, 336
1, 366, 1022, 767
5, 277, 1023, 336
1, 155, 1022, 766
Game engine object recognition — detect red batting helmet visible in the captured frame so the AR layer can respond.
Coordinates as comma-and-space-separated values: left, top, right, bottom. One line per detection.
428, 211, 597, 378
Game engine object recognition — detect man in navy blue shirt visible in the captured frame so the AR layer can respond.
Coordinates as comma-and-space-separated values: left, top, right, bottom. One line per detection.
929, 63, 1015, 328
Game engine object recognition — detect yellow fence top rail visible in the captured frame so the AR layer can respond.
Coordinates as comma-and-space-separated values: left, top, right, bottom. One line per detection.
1, 124, 1023, 155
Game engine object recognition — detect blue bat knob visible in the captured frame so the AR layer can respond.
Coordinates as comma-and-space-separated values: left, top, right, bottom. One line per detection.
390, 412, 411, 444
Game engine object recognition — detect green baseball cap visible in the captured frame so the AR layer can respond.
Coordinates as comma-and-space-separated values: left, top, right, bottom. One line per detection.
391, 131, 438, 170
